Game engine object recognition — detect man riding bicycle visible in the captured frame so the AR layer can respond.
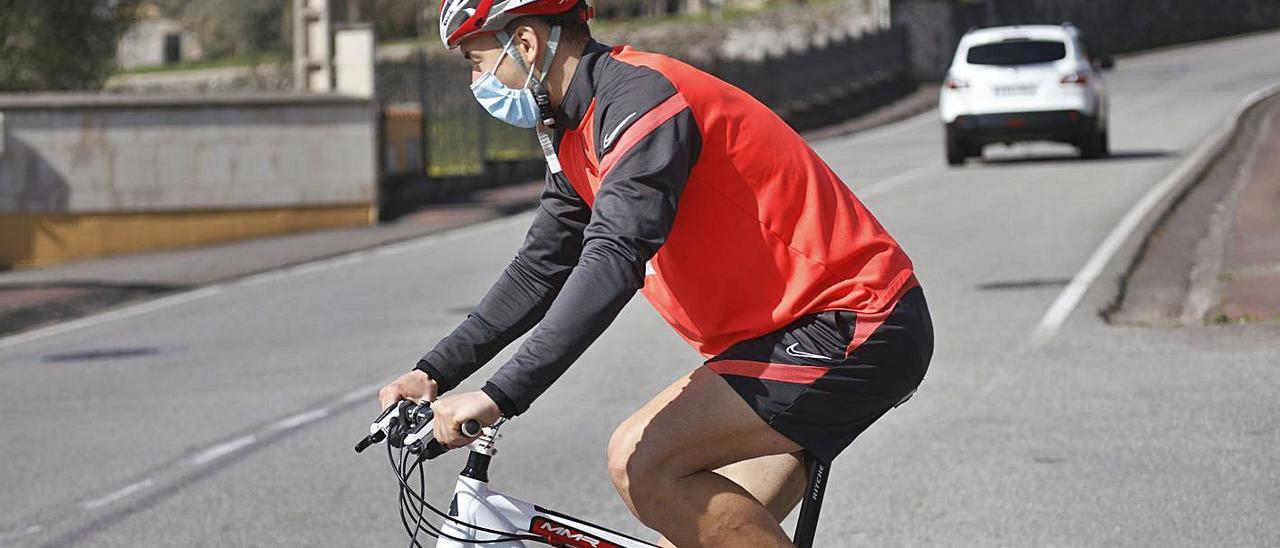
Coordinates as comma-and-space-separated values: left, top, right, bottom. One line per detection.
378, 1, 934, 545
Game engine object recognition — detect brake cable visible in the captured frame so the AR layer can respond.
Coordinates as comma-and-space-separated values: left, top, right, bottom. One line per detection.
385, 437, 545, 545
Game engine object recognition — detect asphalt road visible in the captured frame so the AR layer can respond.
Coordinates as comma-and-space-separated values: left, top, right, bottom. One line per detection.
3, 31, 1279, 547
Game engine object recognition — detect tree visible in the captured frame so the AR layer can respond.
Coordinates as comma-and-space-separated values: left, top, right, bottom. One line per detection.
0, 0, 141, 91
152, 0, 289, 58
333, 0, 430, 42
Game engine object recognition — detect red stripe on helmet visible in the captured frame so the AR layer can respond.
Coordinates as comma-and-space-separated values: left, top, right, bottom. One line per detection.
446, 0, 497, 48
507, 0, 577, 16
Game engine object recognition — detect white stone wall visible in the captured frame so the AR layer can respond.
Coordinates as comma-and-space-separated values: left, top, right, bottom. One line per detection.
116, 18, 204, 70
595, 0, 893, 65
0, 94, 376, 214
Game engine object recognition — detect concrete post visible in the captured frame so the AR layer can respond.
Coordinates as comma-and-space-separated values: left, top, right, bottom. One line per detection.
334, 24, 376, 98
293, 0, 334, 92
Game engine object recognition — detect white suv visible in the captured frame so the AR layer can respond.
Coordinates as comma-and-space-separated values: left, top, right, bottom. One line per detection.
939, 24, 1111, 165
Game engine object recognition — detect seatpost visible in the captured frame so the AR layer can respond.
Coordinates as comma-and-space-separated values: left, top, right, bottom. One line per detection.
792, 452, 828, 548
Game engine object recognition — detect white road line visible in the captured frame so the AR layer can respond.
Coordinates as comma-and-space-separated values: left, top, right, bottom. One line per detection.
1025, 82, 1280, 350
188, 435, 257, 466
0, 287, 222, 351
857, 166, 934, 200
340, 380, 392, 404
272, 408, 331, 431
82, 478, 155, 510
0, 212, 531, 351
60, 377, 390, 518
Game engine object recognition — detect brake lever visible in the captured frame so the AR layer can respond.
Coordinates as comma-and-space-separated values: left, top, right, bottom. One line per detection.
355, 401, 487, 461
354, 401, 405, 453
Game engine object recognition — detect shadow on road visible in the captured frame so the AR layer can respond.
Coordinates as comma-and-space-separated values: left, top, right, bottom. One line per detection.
0, 281, 184, 337
978, 149, 1178, 166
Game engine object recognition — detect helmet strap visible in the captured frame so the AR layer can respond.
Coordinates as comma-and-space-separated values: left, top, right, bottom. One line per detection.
493, 26, 565, 174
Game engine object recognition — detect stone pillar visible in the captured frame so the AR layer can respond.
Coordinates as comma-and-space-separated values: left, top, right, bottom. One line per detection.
294, 0, 334, 92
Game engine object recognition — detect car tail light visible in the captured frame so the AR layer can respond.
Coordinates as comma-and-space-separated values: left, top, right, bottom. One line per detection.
944, 75, 969, 90
1061, 71, 1089, 85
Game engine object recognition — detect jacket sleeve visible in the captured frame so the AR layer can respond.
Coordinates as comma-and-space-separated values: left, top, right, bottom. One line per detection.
416, 171, 589, 392
483, 103, 702, 416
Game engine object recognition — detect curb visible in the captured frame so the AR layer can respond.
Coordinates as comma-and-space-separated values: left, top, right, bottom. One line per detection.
0, 212, 532, 351
1180, 96, 1277, 323
1104, 83, 1280, 324
1027, 81, 1280, 348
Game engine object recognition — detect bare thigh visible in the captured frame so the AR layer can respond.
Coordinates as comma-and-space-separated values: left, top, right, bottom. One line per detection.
716, 452, 808, 521
610, 366, 804, 480
654, 452, 808, 547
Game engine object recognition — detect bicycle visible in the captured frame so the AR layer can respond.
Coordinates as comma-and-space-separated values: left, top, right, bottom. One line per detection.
355, 400, 832, 547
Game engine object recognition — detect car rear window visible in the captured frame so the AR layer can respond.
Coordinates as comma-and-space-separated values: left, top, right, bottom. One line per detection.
966, 40, 1067, 66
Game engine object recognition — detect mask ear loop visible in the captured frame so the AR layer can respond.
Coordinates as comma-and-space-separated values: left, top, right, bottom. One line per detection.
472, 33, 515, 92
492, 32, 516, 71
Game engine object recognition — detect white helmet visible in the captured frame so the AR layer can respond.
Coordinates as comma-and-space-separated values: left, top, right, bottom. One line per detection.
438, 0, 592, 49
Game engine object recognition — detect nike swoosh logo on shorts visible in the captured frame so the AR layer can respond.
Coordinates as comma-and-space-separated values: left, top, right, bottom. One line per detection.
785, 343, 833, 361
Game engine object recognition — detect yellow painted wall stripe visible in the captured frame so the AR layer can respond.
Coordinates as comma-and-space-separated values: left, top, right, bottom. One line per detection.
0, 203, 375, 269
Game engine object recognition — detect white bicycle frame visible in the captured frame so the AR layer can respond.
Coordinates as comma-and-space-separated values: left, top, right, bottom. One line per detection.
432, 423, 659, 548
437, 474, 658, 547
376, 413, 829, 547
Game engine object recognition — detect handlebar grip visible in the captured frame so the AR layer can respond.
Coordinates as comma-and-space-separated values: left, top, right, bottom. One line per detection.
461, 419, 483, 438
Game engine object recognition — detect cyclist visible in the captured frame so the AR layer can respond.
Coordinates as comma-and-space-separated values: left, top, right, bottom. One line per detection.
378, 1, 934, 545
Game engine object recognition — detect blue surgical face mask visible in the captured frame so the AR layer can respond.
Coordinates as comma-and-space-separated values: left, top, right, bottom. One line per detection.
470, 35, 541, 128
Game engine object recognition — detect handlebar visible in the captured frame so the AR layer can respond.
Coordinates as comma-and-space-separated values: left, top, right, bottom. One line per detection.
353, 400, 485, 460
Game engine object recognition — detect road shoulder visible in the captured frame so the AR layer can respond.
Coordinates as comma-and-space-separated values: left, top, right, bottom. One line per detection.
1109, 91, 1280, 325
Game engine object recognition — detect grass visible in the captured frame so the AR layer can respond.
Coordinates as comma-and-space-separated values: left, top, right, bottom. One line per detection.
112, 52, 286, 76
393, 0, 844, 59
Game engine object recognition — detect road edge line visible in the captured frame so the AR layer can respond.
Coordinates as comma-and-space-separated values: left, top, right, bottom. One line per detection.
0, 212, 531, 351
1024, 82, 1280, 351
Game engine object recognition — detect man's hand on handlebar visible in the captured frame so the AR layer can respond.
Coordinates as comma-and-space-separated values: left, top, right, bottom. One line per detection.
378, 370, 439, 410
376, 369, 500, 449
432, 391, 502, 448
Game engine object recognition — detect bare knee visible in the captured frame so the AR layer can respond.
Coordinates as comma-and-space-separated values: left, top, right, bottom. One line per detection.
606, 419, 638, 500
607, 418, 670, 521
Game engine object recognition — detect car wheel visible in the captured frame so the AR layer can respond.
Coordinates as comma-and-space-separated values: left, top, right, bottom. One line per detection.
1079, 128, 1104, 159
946, 131, 966, 166
1098, 129, 1110, 158
965, 142, 984, 160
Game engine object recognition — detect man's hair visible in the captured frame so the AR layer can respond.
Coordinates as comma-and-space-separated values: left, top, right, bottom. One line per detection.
503, 0, 592, 48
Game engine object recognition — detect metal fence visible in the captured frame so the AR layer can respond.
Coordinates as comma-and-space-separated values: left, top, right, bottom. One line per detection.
703, 27, 911, 131
377, 55, 542, 179
373, 27, 912, 217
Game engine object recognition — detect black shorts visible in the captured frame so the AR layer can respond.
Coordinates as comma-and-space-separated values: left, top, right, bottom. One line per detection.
707, 286, 933, 464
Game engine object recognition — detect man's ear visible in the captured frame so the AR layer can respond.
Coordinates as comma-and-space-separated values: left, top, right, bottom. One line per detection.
511, 22, 543, 69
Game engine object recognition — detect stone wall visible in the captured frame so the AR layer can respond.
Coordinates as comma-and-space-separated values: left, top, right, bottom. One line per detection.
990, 0, 1280, 55
0, 93, 377, 266
593, 0, 892, 64
892, 0, 1280, 82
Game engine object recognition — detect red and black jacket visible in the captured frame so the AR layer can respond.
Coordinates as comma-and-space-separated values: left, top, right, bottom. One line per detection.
419, 40, 917, 416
